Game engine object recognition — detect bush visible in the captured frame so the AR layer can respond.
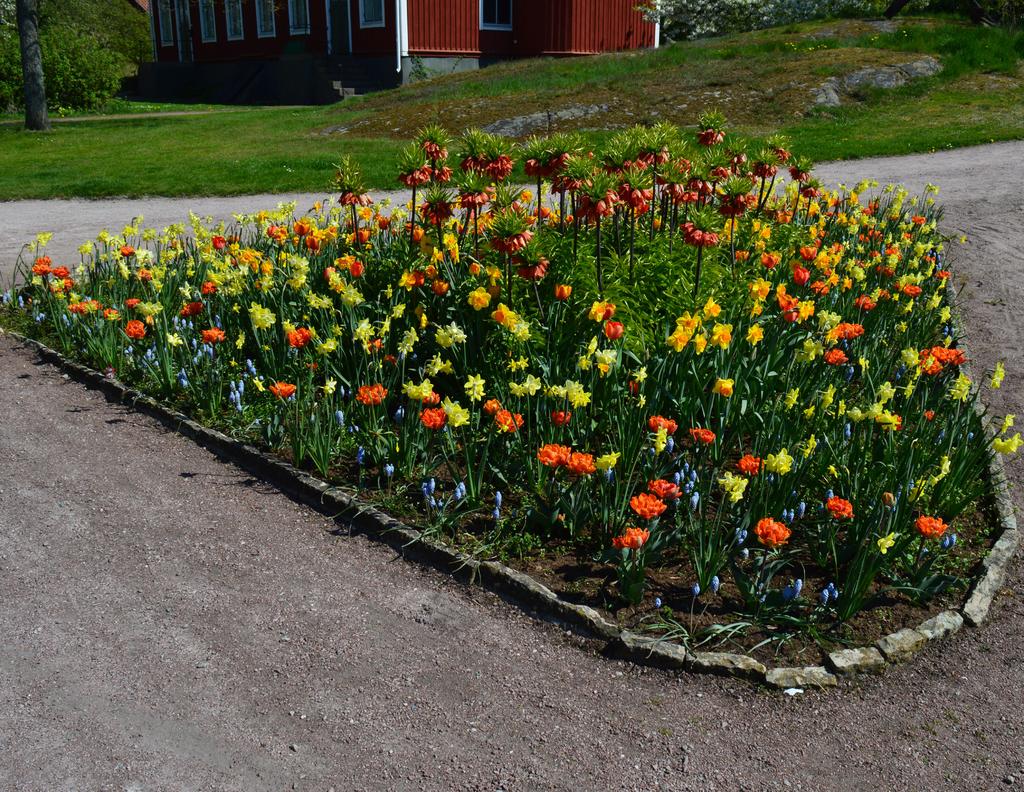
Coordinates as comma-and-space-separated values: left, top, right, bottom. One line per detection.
38, 28, 123, 111
648, 0, 890, 40
0, 0, 150, 113
0, 26, 123, 112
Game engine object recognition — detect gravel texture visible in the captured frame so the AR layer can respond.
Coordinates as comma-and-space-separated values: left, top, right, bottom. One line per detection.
2, 141, 1023, 790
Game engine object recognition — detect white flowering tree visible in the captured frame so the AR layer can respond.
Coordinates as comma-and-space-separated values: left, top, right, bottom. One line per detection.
640, 0, 889, 40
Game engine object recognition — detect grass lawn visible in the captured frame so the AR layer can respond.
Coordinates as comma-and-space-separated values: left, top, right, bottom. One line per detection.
1, 15, 1021, 199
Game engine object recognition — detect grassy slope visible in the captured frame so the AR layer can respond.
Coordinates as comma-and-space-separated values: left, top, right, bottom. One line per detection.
0, 16, 1021, 199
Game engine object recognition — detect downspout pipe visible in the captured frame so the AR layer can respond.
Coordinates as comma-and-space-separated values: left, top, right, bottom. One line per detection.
395, 0, 408, 75
395, 0, 401, 73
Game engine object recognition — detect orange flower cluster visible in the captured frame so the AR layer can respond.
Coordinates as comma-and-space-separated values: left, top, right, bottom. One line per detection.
124, 319, 146, 340
829, 322, 865, 341
612, 527, 650, 551
916, 515, 948, 540
551, 410, 572, 427
420, 407, 447, 430
269, 381, 296, 399
201, 327, 226, 345
823, 348, 848, 366
689, 427, 716, 445
287, 327, 313, 348
648, 479, 681, 500
755, 517, 791, 548
630, 492, 668, 521
566, 452, 596, 476
919, 345, 966, 375
536, 444, 594, 475
736, 454, 762, 476
356, 383, 387, 406
494, 409, 524, 433
537, 443, 572, 467
648, 415, 678, 435
826, 496, 854, 520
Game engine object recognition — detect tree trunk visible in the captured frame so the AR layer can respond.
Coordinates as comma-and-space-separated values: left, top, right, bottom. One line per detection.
16, 0, 49, 132
883, 0, 913, 18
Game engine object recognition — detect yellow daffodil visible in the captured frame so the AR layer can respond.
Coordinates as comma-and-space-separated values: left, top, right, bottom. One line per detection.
249, 303, 275, 330
717, 471, 748, 504
994, 433, 1022, 455
765, 448, 794, 475
991, 362, 1005, 389
465, 374, 486, 402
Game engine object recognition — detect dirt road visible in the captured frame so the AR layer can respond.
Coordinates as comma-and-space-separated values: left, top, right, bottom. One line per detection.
1, 142, 1023, 790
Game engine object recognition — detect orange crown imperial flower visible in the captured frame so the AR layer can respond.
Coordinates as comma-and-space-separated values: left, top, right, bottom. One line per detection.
612, 527, 650, 551
755, 517, 791, 548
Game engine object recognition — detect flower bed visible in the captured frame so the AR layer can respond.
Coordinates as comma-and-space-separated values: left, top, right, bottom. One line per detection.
6, 115, 1019, 658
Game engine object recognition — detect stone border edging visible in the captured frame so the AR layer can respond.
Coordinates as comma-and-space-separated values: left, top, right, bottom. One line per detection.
3, 327, 1016, 691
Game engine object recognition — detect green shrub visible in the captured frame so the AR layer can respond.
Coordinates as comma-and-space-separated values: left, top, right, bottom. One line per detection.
39, 28, 123, 111
0, 0, 150, 113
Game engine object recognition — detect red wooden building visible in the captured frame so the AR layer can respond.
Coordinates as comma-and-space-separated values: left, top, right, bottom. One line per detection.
141, 1, 658, 104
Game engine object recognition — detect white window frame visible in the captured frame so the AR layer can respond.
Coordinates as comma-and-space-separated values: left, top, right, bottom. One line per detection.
359, 0, 384, 29
289, 0, 311, 34
225, 0, 245, 40
198, 0, 217, 42
256, 0, 277, 38
158, 0, 175, 46
480, 0, 512, 31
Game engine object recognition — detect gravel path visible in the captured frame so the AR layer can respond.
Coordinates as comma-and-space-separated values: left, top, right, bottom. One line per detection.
2, 141, 1023, 790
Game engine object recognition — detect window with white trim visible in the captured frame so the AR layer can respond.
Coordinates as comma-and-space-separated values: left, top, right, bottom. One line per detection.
198, 0, 217, 42
289, 0, 310, 34
481, 0, 512, 30
256, 0, 276, 37
359, 0, 384, 28
158, 0, 174, 45
225, 0, 244, 40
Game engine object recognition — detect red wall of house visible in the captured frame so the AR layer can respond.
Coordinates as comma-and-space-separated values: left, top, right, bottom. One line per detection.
349, 0, 397, 55
407, 0, 478, 56
154, 1, 328, 63
151, 0, 655, 63
406, 0, 654, 57
567, 0, 653, 53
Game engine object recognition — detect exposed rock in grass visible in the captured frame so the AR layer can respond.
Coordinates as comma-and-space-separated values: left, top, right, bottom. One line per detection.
813, 56, 942, 107
482, 104, 609, 137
